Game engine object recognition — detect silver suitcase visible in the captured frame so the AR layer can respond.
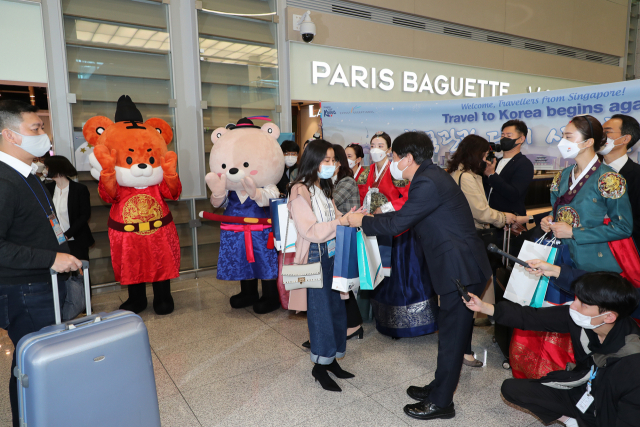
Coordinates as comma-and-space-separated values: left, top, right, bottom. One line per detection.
15, 261, 160, 427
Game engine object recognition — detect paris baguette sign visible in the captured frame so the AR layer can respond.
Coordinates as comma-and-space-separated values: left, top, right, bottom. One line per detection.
289, 43, 591, 103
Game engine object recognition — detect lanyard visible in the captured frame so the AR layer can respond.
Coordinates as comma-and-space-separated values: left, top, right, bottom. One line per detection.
16, 172, 53, 218
586, 366, 598, 394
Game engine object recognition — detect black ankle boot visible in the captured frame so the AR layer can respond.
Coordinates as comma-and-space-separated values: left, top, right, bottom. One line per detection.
152, 280, 174, 315
252, 279, 281, 314
119, 283, 147, 313
230, 279, 259, 309
312, 364, 341, 392
326, 359, 355, 379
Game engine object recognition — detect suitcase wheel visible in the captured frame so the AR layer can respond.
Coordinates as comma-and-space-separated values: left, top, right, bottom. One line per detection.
502, 360, 511, 370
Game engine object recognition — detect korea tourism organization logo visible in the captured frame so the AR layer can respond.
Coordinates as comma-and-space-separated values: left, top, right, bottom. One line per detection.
339, 105, 374, 115
323, 107, 336, 117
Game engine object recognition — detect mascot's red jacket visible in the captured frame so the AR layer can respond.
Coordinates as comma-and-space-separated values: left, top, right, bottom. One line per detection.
85, 96, 181, 285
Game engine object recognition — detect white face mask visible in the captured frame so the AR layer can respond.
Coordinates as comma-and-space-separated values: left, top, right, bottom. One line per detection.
390, 157, 408, 180
369, 148, 387, 162
557, 138, 585, 159
284, 155, 297, 167
569, 308, 610, 329
347, 159, 356, 169
597, 136, 624, 155
9, 130, 51, 157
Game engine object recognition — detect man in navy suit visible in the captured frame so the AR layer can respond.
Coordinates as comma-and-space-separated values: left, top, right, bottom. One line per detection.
348, 132, 492, 421
601, 114, 640, 247
483, 119, 534, 217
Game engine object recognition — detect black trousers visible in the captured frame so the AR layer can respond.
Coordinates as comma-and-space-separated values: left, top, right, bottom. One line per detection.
345, 290, 363, 328
428, 282, 484, 408
501, 378, 596, 427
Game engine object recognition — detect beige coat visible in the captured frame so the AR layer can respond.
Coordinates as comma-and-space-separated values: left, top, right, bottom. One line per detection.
286, 183, 345, 311
450, 165, 506, 229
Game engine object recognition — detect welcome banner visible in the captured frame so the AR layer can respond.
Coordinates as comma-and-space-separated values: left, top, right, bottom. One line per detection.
321, 79, 640, 170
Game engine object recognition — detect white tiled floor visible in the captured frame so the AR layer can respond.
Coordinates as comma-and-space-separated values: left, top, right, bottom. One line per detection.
0, 277, 555, 426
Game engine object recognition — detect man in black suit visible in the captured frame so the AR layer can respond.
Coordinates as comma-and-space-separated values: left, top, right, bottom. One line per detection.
483, 119, 534, 217
348, 132, 492, 421
601, 114, 640, 247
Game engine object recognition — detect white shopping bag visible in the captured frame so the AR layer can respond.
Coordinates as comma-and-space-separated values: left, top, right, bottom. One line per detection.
276, 203, 297, 253
504, 240, 553, 306
365, 235, 385, 289
357, 229, 384, 290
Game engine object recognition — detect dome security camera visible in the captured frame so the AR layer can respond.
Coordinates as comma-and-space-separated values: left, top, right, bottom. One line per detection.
297, 11, 316, 43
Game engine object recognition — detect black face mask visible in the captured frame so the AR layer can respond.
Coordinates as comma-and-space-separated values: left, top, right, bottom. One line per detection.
499, 136, 520, 152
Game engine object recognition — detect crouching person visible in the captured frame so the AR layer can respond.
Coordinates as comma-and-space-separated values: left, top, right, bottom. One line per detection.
464, 272, 640, 427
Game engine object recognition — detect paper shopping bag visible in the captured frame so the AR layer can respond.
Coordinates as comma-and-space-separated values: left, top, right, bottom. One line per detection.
529, 247, 557, 308
504, 240, 553, 306
276, 202, 297, 253
357, 229, 384, 291
332, 226, 360, 292
377, 235, 392, 277
269, 198, 287, 243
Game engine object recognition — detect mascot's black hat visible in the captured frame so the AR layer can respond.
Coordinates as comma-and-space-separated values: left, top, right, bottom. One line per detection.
115, 95, 143, 123
226, 116, 270, 130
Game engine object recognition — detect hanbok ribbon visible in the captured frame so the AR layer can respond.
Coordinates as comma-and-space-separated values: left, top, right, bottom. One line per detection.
201, 211, 274, 263
220, 223, 273, 263
604, 218, 640, 287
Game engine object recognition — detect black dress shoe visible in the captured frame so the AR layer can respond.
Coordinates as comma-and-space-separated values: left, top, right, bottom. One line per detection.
347, 326, 364, 340
406, 383, 434, 401
302, 340, 310, 349
403, 400, 455, 420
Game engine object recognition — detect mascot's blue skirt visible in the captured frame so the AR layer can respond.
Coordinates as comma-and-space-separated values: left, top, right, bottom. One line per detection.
217, 192, 278, 281
371, 229, 439, 338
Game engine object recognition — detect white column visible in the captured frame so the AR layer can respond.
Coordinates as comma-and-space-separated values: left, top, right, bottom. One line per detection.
277, 0, 291, 132
167, 0, 207, 199
40, 0, 74, 161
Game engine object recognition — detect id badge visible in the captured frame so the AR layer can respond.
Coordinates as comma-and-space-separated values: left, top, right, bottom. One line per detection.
48, 213, 67, 245
576, 391, 594, 414
327, 238, 336, 258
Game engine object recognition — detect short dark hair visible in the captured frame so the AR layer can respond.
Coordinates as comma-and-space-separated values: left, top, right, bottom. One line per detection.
570, 115, 605, 152
332, 144, 353, 182
0, 100, 38, 135
611, 114, 640, 150
280, 140, 299, 153
345, 143, 364, 159
447, 135, 490, 175
392, 132, 434, 165
370, 131, 391, 149
501, 120, 528, 138
289, 139, 334, 198
572, 272, 640, 319
44, 155, 77, 179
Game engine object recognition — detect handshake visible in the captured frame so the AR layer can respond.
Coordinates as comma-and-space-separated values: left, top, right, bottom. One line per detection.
339, 207, 370, 228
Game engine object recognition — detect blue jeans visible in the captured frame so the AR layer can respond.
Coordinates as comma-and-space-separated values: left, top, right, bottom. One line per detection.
0, 281, 67, 427
307, 242, 347, 365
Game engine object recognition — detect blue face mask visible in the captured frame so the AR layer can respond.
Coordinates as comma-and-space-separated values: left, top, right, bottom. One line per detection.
318, 165, 336, 179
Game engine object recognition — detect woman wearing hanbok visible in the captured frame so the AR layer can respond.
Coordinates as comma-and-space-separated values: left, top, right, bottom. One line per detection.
363, 131, 438, 338
511, 115, 633, 379
345, 143, 367, 204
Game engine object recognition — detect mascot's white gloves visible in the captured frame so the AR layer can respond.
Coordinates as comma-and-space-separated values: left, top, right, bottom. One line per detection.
205, 172, 228, 208
247, 181, 279, 207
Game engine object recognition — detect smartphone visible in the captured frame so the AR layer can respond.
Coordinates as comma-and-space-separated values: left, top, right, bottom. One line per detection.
454, 279, 471, 302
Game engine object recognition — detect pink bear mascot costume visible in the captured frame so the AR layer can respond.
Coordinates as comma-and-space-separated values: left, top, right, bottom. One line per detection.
204, 118, 284, 313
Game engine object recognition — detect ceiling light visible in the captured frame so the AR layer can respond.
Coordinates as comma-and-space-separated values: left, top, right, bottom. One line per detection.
96, 23, 118, 36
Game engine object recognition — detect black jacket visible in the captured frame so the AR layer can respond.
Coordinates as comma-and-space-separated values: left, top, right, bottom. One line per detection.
0, 162, 69, 283
484, 152, 534, 216
494, 301, 640, 427
618, 157, 640, 246
46, 180, 95, 249
361, 159, 492, 294
276, 165, 297, 196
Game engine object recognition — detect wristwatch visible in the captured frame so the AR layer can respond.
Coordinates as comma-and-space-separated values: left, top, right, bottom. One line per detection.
528, 215, 535, 224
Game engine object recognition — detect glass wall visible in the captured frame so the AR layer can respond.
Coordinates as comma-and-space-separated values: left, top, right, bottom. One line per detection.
61, 0, 194, 284
196, 0, 280, 269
